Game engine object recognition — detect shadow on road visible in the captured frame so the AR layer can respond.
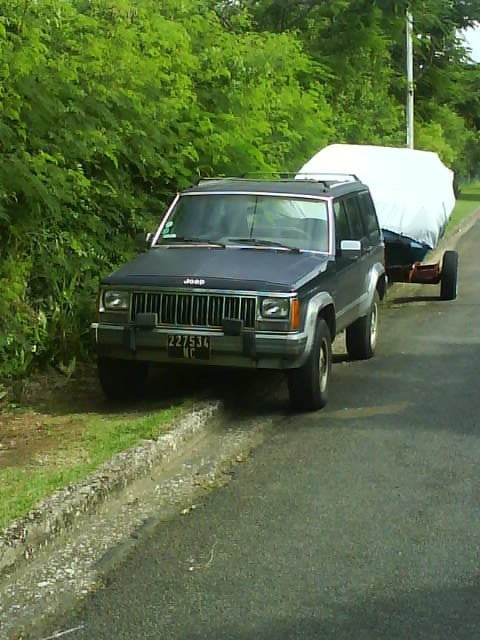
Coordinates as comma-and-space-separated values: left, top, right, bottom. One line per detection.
174, 582, 480, 640
23, 362, 289, 419
24, 334, 480, 439
301, 341, 480, 437
391, 294, 443, 304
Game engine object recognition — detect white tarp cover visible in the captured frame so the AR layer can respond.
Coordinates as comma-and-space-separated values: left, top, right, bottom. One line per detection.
297, 144, 456, 249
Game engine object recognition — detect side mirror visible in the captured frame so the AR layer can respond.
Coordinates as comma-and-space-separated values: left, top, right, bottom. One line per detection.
135, 232, 153, 252
339, 239, 362, 259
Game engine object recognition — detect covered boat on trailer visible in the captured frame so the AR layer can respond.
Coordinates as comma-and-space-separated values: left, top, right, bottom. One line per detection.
297, 143, 458, 300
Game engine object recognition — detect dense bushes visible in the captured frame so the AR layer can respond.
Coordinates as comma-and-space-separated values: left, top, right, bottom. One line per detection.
0, 0, 329, 378
0, 0, 479, 380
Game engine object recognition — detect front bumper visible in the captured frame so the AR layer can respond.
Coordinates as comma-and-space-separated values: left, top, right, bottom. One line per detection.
90, 323, 309, 370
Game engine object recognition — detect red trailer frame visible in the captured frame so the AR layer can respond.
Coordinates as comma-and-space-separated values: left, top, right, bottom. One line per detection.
386, 250, 458, 300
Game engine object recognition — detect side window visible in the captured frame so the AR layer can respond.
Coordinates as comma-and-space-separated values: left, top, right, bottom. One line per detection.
358, 191, 381, 244
333, 200, 351, 245
344, 196, 366, 240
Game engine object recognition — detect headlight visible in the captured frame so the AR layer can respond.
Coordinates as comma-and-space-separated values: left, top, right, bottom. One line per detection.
261, 298, 290, 319
102, 290, 130, 311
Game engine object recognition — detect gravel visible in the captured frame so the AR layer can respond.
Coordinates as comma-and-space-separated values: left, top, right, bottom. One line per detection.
0, 401, 220, 578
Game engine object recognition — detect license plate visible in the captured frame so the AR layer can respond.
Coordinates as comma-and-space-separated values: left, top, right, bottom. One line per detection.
167, 335, 210, 360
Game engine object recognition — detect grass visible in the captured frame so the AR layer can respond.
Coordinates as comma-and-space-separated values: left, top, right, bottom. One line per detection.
446, 180, 480, 232
0, 404, 187, 530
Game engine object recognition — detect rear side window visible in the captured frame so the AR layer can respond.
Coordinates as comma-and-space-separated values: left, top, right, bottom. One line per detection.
344, 196, 365, 240
358, 191, 381, 244
333, 200, 351, 244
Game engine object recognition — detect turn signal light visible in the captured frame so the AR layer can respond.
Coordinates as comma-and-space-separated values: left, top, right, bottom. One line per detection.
290, 299, 300, 331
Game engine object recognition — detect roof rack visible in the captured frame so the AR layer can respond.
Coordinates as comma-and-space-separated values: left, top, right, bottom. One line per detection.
195, 172, 360, 187
196, 173, 298, 183
295, 172, 360, 182
195, 176, 344, 193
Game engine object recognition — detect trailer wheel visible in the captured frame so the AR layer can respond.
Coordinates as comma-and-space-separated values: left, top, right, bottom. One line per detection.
346, 291, 379, 360
440, 250, 458, 301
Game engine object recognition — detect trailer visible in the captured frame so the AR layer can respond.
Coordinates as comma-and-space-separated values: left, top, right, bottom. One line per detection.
297, 144, 459, 300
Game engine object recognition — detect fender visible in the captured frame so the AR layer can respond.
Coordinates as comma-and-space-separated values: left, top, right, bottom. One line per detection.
293, 291, 335, 367
359, 262, 386, 316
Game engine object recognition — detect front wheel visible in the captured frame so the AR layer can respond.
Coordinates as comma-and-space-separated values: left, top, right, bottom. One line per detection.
287, 318, 332, 412
440, 250, 458, 301
97, 356, 149, 401
346, 291, 380, 360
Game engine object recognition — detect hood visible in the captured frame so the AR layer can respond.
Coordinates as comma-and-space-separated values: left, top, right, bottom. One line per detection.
102, 246, 331, 292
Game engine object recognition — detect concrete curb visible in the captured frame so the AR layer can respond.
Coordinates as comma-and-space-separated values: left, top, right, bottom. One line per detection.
0, 400, 221, 578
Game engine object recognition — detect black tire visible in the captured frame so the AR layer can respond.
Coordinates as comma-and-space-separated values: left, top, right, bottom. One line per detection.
440, 250, 458, 301
346, 291, 380, 360
97, 356, 148, 401
287, 318, 332, 412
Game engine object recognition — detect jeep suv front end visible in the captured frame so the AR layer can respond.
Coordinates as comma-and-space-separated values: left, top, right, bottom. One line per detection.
92, 285, 310, 370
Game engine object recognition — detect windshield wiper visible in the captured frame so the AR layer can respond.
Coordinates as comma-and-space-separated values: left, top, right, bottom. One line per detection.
156, 236, 225, 247
226, 238, 301, 253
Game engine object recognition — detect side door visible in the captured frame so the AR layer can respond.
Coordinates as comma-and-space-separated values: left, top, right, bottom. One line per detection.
333, 198, 360, 330
333, 195, 369, 331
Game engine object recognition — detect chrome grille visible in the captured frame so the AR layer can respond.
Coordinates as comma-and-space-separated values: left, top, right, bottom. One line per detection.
131, 292, 257, 329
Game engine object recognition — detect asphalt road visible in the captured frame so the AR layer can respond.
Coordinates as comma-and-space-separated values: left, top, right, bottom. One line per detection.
51, 225, 480, 640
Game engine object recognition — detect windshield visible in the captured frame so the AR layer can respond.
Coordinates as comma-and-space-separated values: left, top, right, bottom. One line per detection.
154, 194, 329, 252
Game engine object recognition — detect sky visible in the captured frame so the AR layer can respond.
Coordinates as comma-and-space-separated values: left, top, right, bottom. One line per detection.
462, 25, 480, 62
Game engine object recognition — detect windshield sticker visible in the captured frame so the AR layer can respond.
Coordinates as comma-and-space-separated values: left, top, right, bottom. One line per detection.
162, 221, 175, 237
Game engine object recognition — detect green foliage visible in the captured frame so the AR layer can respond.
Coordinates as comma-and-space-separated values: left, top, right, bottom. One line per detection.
416, 105, 472, 175
0, 0, 479, 381
0, 402, 185, 528
0, 253, 48, 378
415, 121, 456, 167
447, 180, 480, 230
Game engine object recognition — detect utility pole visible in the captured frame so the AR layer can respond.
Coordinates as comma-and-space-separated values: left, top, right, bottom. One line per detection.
406, 6, 414, 148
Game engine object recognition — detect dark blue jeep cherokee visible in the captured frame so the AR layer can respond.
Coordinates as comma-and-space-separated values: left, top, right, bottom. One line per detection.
91, 176, 386, 411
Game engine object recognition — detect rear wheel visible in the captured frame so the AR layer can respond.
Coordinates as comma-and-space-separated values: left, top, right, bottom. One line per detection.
346, 291, 380, 360
440, 250, 458, 301
287, 318, 331, 412
97, 356, 148, 401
